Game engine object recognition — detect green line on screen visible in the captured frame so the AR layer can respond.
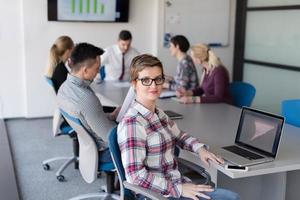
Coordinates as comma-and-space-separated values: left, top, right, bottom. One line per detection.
79, 0, 83, 13
86, 0, 90, 13
94, 0, 97, 14
71, 0, 75, 13
101, 3, 105, 14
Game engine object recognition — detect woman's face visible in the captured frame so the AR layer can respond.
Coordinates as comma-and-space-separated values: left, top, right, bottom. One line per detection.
169, 42, 178, 57
62, 47, 74, 62
191, 51, 209, 69
133, 66, 164, 103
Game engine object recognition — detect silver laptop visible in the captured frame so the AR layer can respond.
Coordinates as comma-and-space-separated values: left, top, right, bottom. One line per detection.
216, 107, 284, 167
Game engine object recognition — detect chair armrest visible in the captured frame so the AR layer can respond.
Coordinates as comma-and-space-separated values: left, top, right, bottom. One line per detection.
123, 181, 168, 200
177, 157, 211, 185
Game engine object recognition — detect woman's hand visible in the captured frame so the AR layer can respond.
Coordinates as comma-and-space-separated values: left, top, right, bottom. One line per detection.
198, 147, 224, 167
163, 82, 170, 89
176, 87, 186, 98
176, 88, 193, 98
178, 96, 193, 104
178, 96, 200, 104
181, 183, 214, 200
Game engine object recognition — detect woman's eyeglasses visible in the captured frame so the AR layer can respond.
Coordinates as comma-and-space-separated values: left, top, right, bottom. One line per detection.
136, 76, 165, 86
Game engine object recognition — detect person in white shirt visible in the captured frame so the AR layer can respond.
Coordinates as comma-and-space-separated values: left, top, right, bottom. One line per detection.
99, 30, 140, 81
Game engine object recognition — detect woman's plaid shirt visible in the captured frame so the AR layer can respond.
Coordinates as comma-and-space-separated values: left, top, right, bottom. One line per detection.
118, 101, 205, 198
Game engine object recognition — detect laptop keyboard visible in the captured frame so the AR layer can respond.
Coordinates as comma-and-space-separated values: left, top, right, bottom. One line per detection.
223, 146, 264, 160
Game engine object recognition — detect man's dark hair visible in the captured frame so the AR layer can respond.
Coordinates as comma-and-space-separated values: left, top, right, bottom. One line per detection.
70, 43, 104, 71
118, 30, 132, 41
170, 35, 190, 53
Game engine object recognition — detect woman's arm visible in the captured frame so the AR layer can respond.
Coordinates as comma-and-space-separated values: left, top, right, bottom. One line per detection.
167, 117, 205, 153
200, 68, 228, 103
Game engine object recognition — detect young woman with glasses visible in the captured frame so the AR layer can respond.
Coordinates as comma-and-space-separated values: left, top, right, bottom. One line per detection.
117, 54, 240, 200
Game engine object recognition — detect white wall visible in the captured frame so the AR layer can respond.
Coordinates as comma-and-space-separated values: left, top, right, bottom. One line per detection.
0, 0, 235, 118
156, 0, 237, 80
0, 0, 26, 118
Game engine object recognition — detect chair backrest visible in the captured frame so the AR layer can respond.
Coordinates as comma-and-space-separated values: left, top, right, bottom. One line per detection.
45, 76, 54, 89
60, 109, 99, 183
46, 77, 63, 137
108, 126, 135, 199
100, 66, 106, 80
229, 81, 256, 107
282, 99, 300, 127
52, 108, 64, 137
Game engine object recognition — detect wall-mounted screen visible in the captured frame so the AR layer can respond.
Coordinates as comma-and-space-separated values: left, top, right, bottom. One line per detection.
48, 0, 129, 22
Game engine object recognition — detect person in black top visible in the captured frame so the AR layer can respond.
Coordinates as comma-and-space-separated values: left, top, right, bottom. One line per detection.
45, 36, 74, 93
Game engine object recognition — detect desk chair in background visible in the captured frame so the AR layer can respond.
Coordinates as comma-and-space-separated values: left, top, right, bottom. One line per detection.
229, 82, 256, 107
108, 126, 212, 200
95, 66, 106, 84
60, 109, 119, 200
100, 66, 106, 80
282, 99, 300, 127
42, 77, 79, 182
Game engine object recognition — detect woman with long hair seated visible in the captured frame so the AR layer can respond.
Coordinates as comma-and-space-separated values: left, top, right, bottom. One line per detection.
177, 43, 232, 104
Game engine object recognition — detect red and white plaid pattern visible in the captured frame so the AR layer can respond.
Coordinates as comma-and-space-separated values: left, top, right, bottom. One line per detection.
118, 101, 205, 198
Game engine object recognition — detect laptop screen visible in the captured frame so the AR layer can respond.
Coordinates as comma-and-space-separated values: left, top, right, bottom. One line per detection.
235, 107, 284, 158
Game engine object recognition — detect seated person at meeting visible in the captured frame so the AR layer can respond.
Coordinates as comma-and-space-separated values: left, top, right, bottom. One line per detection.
45, 35, 74, 93
118, 54, 240, 200
163, 35, 199, 91
98, 30, 140, 81
57, 43, 118, 163
177, 43, 232, 104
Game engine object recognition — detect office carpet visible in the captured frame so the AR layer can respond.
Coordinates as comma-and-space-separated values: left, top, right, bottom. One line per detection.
6, 118, 112, 200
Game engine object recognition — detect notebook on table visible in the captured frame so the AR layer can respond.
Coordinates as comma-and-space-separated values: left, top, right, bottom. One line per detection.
215, 107, 284, 166
164, 110, 183, 120
159, 90, 176, 99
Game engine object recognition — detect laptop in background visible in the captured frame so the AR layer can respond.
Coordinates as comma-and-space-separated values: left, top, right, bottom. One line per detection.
215, 107, 284, 166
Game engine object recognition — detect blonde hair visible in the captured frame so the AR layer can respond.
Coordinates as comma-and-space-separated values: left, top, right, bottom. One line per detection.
45, 36, 74, 77
191, 43, 223, 85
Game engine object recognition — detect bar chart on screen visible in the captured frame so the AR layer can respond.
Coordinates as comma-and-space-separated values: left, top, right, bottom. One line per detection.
57, 0, 117, 21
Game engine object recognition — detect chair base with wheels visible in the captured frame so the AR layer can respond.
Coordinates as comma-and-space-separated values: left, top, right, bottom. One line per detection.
42, 155, 78, 182
69, 166, 119, 200
42, 116, 79, 182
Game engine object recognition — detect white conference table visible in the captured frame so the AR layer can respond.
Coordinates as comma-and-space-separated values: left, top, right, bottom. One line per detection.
91, 81, 300, 200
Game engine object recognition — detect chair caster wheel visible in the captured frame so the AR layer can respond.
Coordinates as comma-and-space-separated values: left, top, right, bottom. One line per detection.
57, 175, 65, 182
43, 164, 50, 171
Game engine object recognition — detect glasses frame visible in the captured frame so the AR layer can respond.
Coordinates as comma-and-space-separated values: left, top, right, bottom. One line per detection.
136, 76, 165, 86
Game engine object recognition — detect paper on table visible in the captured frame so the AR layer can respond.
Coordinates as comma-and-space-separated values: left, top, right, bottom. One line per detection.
116, 86, 136, 122
95, 93, 119, 107
159, 90, 176, 99
171, 97, 180, 102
